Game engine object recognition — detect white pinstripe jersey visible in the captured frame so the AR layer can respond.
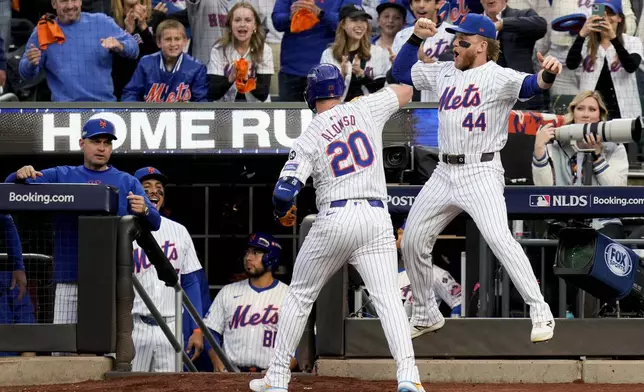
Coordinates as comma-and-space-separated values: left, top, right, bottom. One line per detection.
203, 279, 290, 369
132, 216, 203, 317
398, 266, 461, 312
411, 61, 529, 154
280, 87, 400, 210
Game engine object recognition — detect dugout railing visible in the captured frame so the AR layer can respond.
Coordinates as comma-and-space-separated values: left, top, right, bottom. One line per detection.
311, 185, 644, 360
0, 183, 237, 373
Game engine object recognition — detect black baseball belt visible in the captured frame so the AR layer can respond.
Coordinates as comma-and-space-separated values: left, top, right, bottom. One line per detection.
441, 152, 495, 165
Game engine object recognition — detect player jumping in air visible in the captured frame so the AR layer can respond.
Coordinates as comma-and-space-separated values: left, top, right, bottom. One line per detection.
391, 15, 561, 343
249, 64, 426, 392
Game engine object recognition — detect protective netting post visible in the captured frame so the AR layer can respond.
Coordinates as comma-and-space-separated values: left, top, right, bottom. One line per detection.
115, 216, 139, 371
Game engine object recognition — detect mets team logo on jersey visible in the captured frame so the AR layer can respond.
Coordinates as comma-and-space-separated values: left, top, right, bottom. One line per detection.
228, 304, 279, 330
145, 83, 192, 102
133, 242, 180, 273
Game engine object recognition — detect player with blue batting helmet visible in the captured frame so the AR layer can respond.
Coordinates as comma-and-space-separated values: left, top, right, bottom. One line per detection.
304, 63, 346, 113
247, 232, 282, 272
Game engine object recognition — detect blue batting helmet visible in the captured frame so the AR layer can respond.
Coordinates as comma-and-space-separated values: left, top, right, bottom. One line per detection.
248, 232, 282, 271
304, 64, 345, 112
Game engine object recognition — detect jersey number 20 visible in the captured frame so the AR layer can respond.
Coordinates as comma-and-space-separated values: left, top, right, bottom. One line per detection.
326, 131, 375, 177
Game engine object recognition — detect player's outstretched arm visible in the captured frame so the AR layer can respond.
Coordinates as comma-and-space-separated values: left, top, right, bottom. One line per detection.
517, 53, 562, 99
387, 84, 414, 108
391, 18, 438, 87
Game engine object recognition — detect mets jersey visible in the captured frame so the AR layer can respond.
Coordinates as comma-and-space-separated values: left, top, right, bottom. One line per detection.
204, 279, 290, 369
398, 266, 461, 316
132, 216, 203, 318
411, 61, 530, 154
121, 52, 209, 102
280, 87, 401, 209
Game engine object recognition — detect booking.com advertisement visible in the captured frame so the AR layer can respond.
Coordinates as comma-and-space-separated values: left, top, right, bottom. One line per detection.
386, 185, 644, 216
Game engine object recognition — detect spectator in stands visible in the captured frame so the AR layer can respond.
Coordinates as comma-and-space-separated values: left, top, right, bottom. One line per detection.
252, 0, 284, 99
18, 0, 139, 102
371, 0, 406, 64
390, 0, 452, 102
186, 0, 233, 67
566, 0, 642, 120
535, 0, 637, 104
122, 19, 208, 102
533, 90, 628, 237
320, 4, 388, 102
207, 3, 273, 102
482, 0, 547, 109
392, 0, 448, 55
272, 0, 360, 101
111, 0, 170, 100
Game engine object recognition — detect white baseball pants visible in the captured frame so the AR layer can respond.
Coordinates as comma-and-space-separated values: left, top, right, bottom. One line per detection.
264, 200, 421, 389
402, 157, 553, 326
131, 315, 177, 372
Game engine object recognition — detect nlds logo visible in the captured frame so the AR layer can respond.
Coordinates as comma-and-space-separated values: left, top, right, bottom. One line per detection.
529, 195, 589, 207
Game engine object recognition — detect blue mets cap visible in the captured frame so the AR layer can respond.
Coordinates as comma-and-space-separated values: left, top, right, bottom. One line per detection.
134, 167, 168, 185
81, 118, 117, 140
446, 13, 497, 40
376, 0, 407, 18
595, 0, 623, 15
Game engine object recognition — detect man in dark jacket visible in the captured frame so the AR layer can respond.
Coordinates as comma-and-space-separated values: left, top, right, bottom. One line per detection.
482, 0, 547, 110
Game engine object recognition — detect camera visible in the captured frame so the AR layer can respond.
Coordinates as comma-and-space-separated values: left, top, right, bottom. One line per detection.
554, 116, 643, 144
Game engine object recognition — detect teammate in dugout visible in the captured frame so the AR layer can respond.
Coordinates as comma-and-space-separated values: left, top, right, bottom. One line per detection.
5, 118, 161, 330
130, 167, 205, 372
121, 19, 208, 102
396, 221, 462, 318
251, 65, 426, 392
391, 14, 560, 343
195, 233, 296, 373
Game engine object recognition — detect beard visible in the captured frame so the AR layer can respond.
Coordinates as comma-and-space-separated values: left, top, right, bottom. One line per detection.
455, 50, 477, 71
246, 265, 266, 278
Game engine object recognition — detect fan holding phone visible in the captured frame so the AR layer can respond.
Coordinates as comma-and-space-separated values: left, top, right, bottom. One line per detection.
565, 0, 642, 121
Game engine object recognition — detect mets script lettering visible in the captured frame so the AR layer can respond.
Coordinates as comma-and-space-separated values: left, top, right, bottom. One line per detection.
424, 39, 450, 59
146, 83, 192, 103
133, 241, 179, 273
229, 304, 279, 329
439, 84, 481, 111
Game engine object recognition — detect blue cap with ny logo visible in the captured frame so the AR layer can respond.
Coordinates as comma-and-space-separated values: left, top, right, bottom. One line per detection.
81, 118, 118, 140
446, 13, 497, 40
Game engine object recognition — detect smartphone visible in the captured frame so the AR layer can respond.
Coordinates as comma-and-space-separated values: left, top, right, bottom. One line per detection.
592, 3, 605, 29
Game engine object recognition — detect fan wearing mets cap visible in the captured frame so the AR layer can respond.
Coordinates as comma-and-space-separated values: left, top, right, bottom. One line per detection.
4, 119, 161, 340
391, 14, 560, 343
130, 167, 205, 372
250, 63, 426, 392
199, 233, 295, 373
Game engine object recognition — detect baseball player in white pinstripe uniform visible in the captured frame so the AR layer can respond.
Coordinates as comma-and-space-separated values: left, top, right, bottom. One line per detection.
250, 64, 425, 392
131, 167, 205, 372
392, 15, 561, 343
200, 233, 296, 373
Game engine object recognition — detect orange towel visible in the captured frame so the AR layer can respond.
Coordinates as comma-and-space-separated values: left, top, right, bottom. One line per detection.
37, 14, 65, 50
11, 0, 19, 12
234, 58, 256, 94
290, 9, 319, 33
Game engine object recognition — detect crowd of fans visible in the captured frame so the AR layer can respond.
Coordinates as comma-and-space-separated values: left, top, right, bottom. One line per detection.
0, 0, 638, 112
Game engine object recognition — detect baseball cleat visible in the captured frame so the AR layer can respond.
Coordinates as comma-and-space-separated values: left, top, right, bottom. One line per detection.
249, 379, 287, 391
398, 381, 426, 392
531, 320, 555, 343
410, 317, 445, 339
